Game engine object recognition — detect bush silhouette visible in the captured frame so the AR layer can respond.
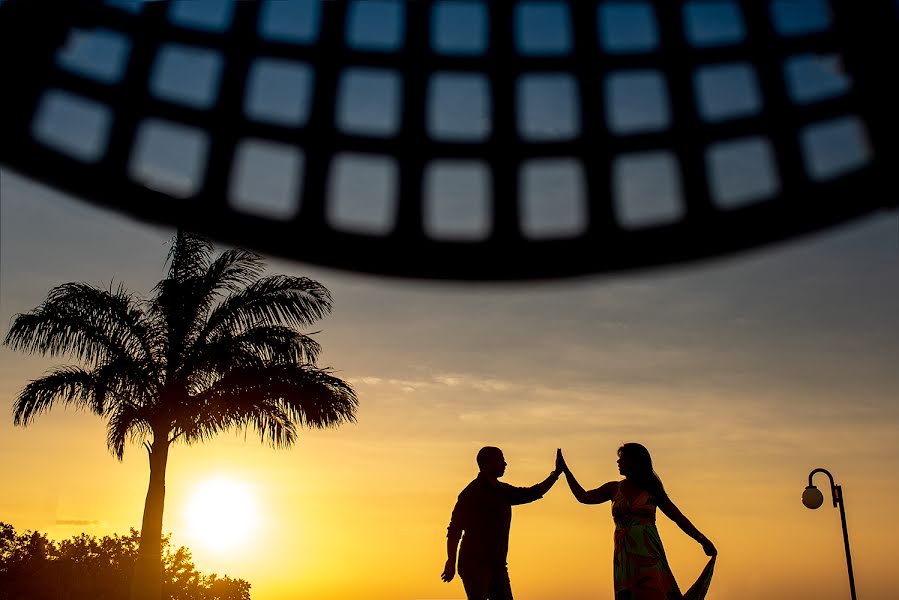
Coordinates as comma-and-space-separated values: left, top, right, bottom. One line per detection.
0, 522, 251, 599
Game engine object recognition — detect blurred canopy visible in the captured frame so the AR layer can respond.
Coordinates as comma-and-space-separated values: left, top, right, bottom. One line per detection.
0, 0, 896, 279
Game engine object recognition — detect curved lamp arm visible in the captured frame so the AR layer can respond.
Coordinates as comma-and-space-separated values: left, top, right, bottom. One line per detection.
808, 467, 840, 508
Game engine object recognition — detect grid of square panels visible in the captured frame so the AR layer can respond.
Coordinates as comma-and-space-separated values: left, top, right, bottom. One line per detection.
16, 0, 888, 276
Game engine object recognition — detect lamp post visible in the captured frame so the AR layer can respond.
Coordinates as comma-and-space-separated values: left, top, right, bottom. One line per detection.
802, 468, 857, 600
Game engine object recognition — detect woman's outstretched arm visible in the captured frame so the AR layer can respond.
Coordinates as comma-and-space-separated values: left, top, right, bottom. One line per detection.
557, 449, 616, 505
658, 496, 717, 556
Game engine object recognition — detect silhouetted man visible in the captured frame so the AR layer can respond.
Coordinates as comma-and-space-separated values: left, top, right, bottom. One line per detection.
442, 446, 560, 600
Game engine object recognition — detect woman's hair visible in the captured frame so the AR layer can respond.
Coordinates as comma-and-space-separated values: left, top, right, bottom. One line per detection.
618, 443, 668, 502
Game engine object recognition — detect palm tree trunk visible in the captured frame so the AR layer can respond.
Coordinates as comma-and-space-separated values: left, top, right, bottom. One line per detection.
131, 435, 170, 600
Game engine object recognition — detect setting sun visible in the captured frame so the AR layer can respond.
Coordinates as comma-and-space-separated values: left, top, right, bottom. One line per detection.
184, 478, 259, 552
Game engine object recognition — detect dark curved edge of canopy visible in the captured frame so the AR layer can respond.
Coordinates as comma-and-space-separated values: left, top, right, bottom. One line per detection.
2, 158, 895, 282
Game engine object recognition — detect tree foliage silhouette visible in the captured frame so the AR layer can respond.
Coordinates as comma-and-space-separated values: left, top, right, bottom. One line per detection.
3, 231, 358, 600
0, 522, 251, 599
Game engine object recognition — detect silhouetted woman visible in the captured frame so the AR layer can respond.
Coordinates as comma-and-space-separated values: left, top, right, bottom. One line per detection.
557, 444, 716, 600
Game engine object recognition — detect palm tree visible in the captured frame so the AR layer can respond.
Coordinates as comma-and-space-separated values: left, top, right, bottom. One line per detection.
3, 230, 358, 600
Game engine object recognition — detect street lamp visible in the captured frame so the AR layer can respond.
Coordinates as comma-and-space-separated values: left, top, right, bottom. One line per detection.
803, 468, 857, 600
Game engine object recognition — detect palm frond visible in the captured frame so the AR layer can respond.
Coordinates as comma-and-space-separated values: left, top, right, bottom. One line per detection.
151, 231, 217, 366
169, 248, 268, 359
92, 355, 161, 405
3, 282, 156, 367
177, 364, 356, 448
150, 278, 205, 369
164, 230, 213, 282
177, 396, 297, 448
201, 248, 267, 298
151, 245, 269, 370
251, 406, 297, 448
13, 366, 99, 425
106, 401, 152, 460
202, 276, 332, 341
183, 325, 322, 388
235, 325, 322, 364
276, 365, 358, 429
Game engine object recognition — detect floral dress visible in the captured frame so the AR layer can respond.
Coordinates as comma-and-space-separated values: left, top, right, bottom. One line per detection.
612, 483, 715, 600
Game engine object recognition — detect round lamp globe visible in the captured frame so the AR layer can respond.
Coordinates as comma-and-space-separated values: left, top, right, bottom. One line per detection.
802, 485, 824, 509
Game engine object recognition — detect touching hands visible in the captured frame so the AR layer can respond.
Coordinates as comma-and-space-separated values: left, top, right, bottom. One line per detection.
555, 448, 568, 475
700, 536, 717, 557
441, 559, 455, 582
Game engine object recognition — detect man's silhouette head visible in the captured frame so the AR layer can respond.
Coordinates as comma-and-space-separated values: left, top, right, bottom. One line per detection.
477, 446, 507, 479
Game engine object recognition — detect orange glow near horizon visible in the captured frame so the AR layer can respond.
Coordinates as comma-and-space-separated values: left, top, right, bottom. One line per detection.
3, 390, 896, 600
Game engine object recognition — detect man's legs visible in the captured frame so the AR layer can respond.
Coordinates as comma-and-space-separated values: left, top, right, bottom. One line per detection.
487, 564, 513, 599
460, 563, 513, 600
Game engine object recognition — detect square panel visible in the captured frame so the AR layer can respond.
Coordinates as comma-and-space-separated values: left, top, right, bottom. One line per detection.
431, 0, 488, 55
427, 73, 491, 141
346, 0, 405, 52
800, 116, 872, 181
327, 153, 398, 235
598, 2, 659, 54
694, 63, 762, 122
613, 151, 684, 228
605, 70, 671, 134
424, 160, 491, 240
150, 44, 223, 110
32, 90, 112, 163
706, 137, 779, 209
56, 27, 131, 84
168, 0, 235, 33
517, 73, 580, 141
520, 159, 587, 239
770, 0, 832, 37
245, 59, 314, 126
783, 54, 851, 105
515, 1, 573, 55
683, 1, 746, 47
129, 119, 209, 198
337, 68, 402, 137
230, 139, 303, 220
259, 0, 321, 45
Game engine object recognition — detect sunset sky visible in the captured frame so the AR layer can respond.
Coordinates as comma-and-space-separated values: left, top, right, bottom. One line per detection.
3, 169, 898, 600
3, 1, 899, 599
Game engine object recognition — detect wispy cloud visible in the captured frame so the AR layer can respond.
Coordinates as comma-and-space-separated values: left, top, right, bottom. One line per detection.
357, 372, 519, 394
56, 519, 102, 526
